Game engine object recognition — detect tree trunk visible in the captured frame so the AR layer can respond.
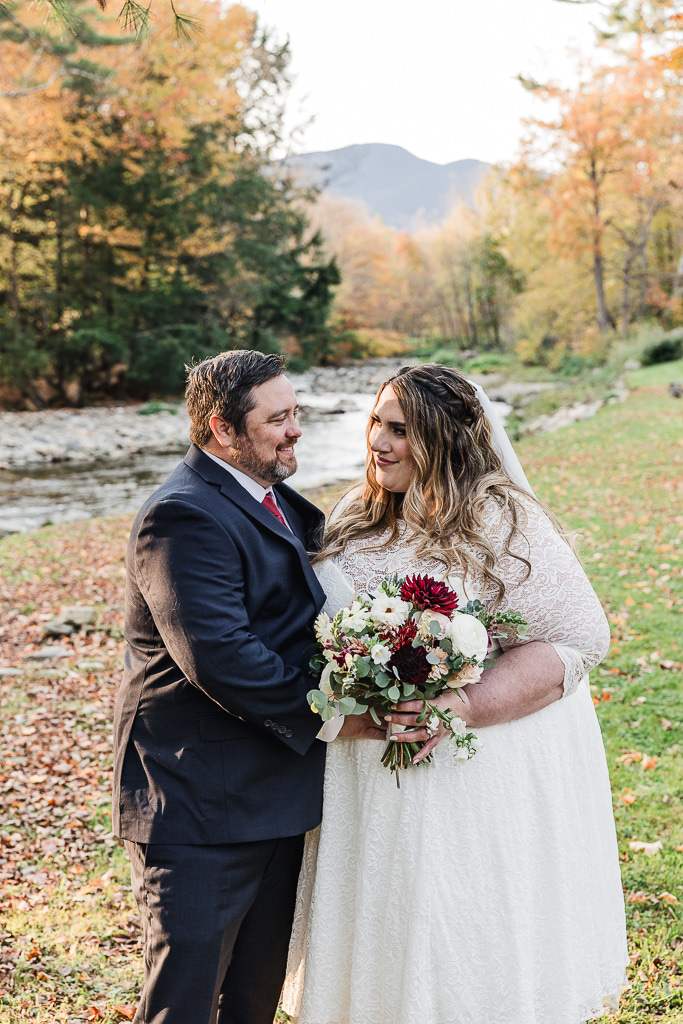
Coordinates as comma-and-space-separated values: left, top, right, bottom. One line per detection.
8, 188, 22, 339
463, 266, 478, 345
620, 255, 633, 337
672, 246, 683, 299
592, 234, 615, 331
589, 159, 615, 331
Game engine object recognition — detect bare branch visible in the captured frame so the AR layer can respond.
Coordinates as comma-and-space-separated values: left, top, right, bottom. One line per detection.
0, 64, 113, 97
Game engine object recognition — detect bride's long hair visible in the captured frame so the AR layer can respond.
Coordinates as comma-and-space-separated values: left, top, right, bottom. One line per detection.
315, 364, 567, 606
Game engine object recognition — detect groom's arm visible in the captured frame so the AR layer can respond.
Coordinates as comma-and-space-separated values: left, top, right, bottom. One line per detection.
133, 498, 322, 756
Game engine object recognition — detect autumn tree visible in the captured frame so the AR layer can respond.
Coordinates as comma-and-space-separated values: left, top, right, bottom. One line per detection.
0, 1, 340, 403
516, 52, 683, 339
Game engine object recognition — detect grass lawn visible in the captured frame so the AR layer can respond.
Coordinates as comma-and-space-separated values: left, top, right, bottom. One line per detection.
0, 361, 681, 1023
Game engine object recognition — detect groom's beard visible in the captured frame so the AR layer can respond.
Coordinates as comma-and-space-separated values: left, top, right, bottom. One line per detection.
230, 435, 297, 485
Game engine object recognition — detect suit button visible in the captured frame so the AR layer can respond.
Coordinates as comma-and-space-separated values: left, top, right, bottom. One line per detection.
278, 725, 287, 734
264, 720, 272, 727
285, 730, 293, 738
271, 723, 278, 730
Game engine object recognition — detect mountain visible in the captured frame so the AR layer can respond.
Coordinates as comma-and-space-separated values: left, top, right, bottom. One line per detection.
287, 143, 490, 231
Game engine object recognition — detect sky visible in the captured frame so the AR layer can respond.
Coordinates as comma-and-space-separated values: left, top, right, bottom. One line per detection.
252, 0, 603, 166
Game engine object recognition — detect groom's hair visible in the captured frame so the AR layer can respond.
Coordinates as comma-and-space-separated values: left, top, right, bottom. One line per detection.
185, 349, 286, 447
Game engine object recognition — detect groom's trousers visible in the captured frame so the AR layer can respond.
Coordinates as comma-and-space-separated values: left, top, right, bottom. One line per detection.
125, 833, 305, 1024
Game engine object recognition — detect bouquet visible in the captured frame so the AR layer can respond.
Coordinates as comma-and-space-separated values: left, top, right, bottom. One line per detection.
308, 573, 527, 779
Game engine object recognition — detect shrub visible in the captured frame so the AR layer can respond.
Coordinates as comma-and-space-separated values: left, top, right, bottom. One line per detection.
555, 353, 598, 377
642, 332, 683, 366
426, 348, 464, 368
138, 400, 178, 415
465, 352, 513, 373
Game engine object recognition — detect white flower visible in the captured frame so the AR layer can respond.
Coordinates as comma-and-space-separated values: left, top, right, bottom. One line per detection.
340, 600, 371, 632
314, 612, 334, 644
369, 594, 411, 628
448, 613, 489, 661
370, 643, 391, 666
417, 610, 451, 640
426, 714, 440, 732
449, 716, 468, 738
319, 661, 335, 696
453, 745, 471, 761
323, 647, 336, 662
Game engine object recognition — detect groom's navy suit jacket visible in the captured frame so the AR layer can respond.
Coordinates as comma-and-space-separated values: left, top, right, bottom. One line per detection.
112, 444, 327, 845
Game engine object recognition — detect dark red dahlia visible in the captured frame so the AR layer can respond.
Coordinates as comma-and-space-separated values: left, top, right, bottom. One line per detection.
382, 619, 417, 647
387, 638, 431, 689
399, 574, 458, 614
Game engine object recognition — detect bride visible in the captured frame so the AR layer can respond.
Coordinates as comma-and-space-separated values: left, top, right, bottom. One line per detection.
284, 365, 627, 1024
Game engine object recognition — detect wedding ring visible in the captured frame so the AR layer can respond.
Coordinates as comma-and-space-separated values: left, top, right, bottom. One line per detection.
426, 725, 436, 738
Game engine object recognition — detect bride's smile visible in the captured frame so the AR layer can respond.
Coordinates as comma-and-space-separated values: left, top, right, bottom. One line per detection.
369, 385, 415, 493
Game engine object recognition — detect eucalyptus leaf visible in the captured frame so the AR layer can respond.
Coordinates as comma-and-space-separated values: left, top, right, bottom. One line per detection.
388, 685, 400, 702
355, 656, 371, 678
337, 696, 358, 716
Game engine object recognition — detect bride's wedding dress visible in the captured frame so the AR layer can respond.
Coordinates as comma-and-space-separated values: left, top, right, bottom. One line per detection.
283, 495, 628, 1024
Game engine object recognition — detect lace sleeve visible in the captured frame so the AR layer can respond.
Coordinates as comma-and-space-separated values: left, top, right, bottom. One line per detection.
483, 496, 611, 697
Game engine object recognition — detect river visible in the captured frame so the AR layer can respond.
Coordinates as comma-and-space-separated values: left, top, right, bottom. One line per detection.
0, 391, 376, 534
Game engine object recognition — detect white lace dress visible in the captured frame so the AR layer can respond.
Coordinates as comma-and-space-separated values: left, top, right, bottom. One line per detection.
283, 496, 628, 1024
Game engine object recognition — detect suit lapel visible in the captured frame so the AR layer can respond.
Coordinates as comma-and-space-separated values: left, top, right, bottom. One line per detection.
183, 446, 325, 605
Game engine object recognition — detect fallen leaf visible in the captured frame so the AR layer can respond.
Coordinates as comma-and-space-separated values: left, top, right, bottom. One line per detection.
642, 754, 658, 770
621, 791, 636, 804
113, 1007, 137, 1022
661, 718, 673, 730
660, 892, 679, 903
84, 1009, 103, 1022
629, 840, 664, 855
617, 750, 642, 765
626, 891, 648, 903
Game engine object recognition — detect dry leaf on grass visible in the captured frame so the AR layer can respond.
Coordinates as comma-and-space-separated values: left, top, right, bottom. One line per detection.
113, 1007, 137, 1021
629, 840, 664, 855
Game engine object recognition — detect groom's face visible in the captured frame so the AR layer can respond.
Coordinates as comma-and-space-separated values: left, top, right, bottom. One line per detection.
229, 375, 302, 487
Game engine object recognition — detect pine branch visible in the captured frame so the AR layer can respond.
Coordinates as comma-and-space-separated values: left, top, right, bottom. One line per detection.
0, 6, 115, 96
169, 0, 201, 42
117, 0, 150, 39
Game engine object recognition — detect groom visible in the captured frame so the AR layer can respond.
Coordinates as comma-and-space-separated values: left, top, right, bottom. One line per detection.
112, 350, 382, 1024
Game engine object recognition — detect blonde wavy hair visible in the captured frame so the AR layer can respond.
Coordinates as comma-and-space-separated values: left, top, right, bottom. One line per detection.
316, 364, 567, 607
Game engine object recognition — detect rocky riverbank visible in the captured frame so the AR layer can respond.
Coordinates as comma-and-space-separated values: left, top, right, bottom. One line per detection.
0, 359, 624, 470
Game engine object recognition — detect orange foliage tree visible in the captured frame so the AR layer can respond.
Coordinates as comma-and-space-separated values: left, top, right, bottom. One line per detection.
515, 51, 683, 339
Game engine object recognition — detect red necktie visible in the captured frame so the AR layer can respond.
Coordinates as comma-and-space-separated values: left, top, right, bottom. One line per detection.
262, 492, 290, 530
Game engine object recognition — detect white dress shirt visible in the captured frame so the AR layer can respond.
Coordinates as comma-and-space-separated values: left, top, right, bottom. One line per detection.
201, 448, 343, 742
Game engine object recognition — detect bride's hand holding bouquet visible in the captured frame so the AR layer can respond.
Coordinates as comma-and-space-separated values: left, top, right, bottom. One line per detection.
308, 572, 527, 778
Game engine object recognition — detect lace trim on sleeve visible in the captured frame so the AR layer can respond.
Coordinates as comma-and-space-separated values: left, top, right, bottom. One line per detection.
478, 495, 610, 697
